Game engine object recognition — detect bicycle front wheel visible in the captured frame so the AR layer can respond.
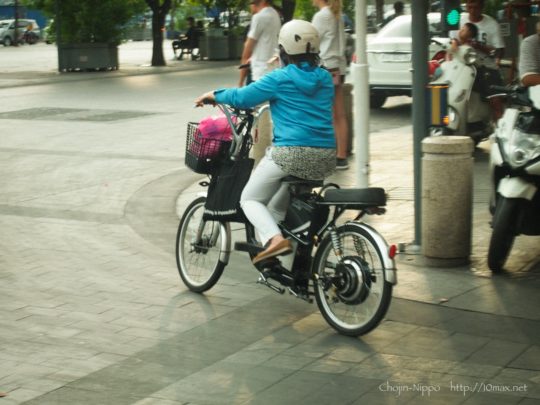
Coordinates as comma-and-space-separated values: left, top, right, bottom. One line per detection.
313, 223, 393, 336
176, 197, 227, 293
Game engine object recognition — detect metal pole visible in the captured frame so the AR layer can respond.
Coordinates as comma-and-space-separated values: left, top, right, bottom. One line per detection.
56, 0, 62, 72
411, 0, 429, 246
14, 0, 19, 46
352, 0, 369, 188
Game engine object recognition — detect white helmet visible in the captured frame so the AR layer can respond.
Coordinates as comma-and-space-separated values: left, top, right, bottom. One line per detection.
278, 20, 320, 55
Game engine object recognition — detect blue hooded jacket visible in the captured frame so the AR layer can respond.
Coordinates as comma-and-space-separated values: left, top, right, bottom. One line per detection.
214, 63, 335, 148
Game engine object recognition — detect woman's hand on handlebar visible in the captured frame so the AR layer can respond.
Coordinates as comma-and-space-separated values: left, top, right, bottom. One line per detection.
194, 91, 216, 107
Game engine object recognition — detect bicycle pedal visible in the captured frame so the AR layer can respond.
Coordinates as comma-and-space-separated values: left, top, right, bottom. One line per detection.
260, 267, 294, 288
234, 241, 264, 255
253, 256, 281, 270
288, 287, 313, 304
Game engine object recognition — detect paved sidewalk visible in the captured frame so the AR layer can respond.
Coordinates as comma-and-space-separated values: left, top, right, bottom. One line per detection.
0, 41, 236, 89
0, 46, 539, 404
173, 127, 540, 404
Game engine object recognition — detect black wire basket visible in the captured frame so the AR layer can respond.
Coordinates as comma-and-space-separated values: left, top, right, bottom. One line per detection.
185, 122, 231, 174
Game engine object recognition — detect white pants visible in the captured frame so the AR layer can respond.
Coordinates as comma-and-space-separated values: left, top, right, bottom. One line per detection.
240, 148, 289, 245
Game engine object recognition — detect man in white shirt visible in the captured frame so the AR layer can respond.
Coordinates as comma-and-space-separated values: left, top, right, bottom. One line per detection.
239, 0, 281, 86
239, 0, 281, 163
519, 22, 540, 87
460, 0, 505, 119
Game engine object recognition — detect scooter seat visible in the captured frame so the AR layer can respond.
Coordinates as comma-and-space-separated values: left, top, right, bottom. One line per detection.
321, 187, 386, 208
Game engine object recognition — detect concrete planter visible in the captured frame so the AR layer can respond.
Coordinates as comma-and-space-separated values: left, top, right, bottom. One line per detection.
198, 34, 208, 59
58, 43, 119, 72
228, 35, 244, 60
128, 27, 152, 41
204, 35, 229, 60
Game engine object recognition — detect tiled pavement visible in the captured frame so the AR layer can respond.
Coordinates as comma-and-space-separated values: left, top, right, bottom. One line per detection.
0, 44, 539, 404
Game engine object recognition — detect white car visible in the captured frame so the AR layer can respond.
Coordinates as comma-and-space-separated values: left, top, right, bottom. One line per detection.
0, 19, 40, 46
367, 13, 449, 108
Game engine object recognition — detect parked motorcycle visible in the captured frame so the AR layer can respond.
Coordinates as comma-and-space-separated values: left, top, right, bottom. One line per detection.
488, 85, 540, 272
430, 44, 494, 145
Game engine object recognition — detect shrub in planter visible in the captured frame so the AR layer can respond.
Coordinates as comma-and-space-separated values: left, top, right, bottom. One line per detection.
26, 0, 146, 70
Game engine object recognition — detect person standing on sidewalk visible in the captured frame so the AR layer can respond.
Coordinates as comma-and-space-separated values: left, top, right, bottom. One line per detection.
312, 0, 349, 170
239, 0, 281, 164
518, 21, 540, 87
460, 0, 505, 120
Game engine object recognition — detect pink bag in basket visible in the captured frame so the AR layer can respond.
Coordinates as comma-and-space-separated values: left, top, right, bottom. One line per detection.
194, 114, 235, 158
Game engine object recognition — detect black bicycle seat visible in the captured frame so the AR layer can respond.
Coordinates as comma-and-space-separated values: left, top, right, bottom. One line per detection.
321, 187, 387, 208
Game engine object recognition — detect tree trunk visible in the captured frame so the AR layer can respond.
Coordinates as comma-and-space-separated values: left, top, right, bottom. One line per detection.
151, 11, 166, 65
281, 0, 295, 23
146, 0, 172, 66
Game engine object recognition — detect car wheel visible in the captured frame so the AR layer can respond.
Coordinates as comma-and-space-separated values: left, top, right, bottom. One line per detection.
370, 92, 387, 109
3, 36, 12, 46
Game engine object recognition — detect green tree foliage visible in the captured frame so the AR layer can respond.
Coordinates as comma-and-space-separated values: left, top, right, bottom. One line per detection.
483, 0, 504, 18
170, 0, 206, 31
294, 0, 316, 21
24, 0, 146, 44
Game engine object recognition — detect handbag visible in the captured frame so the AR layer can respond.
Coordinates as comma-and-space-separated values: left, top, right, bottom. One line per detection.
203, 157, 255, 222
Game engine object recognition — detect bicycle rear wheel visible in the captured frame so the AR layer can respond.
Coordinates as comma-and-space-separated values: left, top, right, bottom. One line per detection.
176, 197, 227, 292
313, 223, 392, 336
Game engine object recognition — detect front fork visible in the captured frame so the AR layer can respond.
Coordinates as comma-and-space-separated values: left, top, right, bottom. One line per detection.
193, 217, 231, 264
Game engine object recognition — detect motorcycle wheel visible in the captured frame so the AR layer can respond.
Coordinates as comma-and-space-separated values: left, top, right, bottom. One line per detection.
487, 196, 519, 273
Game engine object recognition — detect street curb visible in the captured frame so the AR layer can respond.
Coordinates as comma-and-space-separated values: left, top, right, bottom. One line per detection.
0, 59, 238, 89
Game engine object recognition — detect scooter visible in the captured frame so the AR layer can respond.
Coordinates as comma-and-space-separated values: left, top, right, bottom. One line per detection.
430, 44, 494, 145
488, 85, 540, 272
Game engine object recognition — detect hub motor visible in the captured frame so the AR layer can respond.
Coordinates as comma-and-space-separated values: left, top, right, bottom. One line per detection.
334, 256, 373, 304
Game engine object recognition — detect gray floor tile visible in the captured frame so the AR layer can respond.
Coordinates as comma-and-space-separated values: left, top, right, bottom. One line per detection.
509, 345, 540, 371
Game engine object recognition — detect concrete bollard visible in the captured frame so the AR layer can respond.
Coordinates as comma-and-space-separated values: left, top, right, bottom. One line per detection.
421, 136, 474, 263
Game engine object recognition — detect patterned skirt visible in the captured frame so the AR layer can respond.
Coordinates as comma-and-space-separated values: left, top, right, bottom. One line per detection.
271, 146, 336, 180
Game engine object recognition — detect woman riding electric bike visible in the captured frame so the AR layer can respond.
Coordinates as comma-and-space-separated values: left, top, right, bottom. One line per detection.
195, 20, 337, 264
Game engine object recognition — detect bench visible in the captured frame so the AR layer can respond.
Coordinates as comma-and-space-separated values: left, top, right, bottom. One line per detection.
172, 31, 202, 60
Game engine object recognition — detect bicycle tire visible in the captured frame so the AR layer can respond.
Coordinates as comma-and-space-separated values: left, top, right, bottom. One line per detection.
175, 197, 227, 292
312, 223, 393, 336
